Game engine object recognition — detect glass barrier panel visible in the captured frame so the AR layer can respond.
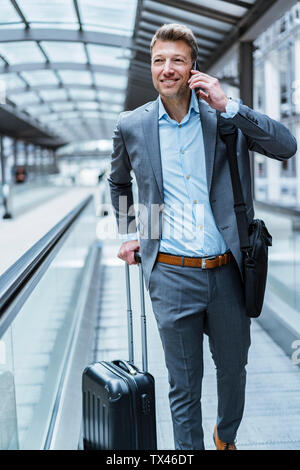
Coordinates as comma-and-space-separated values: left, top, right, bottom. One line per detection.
2, 199, 97, 449
0, 326, 19, 450
255, 206, 299, 313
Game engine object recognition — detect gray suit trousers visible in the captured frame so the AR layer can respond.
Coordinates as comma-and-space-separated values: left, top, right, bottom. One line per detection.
148, 256, 251, 450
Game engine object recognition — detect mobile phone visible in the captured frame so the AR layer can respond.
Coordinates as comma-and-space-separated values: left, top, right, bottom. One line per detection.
192, 61, 204, 95
193, 61, 199, 71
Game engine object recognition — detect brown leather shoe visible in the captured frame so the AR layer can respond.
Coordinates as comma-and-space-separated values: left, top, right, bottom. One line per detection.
213, 425, 237, 450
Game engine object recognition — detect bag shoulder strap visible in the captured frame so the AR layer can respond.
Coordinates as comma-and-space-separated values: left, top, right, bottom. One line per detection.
217, 112, 250, 251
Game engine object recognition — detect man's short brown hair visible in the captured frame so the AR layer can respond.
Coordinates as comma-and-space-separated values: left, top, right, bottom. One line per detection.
150, 23, 198, 63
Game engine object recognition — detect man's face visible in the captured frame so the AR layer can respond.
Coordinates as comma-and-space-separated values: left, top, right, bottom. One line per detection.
151, 39, 193, 99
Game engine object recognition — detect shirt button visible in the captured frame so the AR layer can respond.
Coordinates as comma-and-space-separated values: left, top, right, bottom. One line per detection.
199, 225, 203, 229
193, 200, 197, 204
178, 124, 182, 128
181, 149, 185, 154
186, 175, 190, 179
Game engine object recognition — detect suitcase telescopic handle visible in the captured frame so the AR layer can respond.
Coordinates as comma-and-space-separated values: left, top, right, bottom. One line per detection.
125, 251, 148, 373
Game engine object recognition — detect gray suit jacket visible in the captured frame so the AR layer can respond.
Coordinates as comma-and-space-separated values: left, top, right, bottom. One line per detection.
108, 97, 297, 289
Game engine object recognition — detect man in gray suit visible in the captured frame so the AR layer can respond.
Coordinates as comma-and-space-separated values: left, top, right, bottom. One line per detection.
108, 24, 297, 450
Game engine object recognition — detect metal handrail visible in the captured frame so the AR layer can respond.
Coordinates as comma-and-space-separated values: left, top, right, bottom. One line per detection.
255, 200, 300, 217
0, 194, 93, 338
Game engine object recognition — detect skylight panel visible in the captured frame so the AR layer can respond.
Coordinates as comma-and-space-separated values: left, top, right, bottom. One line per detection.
51, 102, 76, 112
97, 90, 124, 103
41, 41, 86, 63
68, 89, 96, 100
76, 102, 100, 110
39, 88, 68, 101
20, 70, 59, 86
80, 0, 137, 36
20, 0, 77, 25
25, 104, 52, 115
11, 91, 40, 106
0, 0, 22, 24
94, 73, 127, 89
0, 41, 45, 64
58, 70, 93, 86
87, 44, 130, 69
0, 73, 26, 91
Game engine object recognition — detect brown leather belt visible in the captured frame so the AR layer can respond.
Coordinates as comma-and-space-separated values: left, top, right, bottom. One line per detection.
157, 251, 232, 269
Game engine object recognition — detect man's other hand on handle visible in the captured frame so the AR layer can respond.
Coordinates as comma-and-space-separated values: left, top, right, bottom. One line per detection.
117, 239, 140, 265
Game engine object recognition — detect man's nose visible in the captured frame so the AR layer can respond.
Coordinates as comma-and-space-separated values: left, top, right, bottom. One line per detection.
163, 60, 174, 74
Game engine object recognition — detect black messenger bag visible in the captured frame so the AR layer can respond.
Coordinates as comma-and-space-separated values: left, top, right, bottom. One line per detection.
218, 114, 272, 318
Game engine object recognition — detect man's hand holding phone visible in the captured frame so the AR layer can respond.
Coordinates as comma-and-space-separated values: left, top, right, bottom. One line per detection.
188, 66, 229, 113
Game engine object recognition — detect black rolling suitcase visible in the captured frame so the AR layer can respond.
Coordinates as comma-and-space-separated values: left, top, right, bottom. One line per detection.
82, 253, 157, 450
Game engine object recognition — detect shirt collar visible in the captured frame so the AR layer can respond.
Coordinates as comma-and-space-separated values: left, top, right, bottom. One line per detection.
190, 89, 200, 115
158, 89, 199, 121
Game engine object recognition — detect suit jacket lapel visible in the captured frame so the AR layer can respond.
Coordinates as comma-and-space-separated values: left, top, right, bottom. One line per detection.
141, 99, 164, 200
198, 99, 217, 195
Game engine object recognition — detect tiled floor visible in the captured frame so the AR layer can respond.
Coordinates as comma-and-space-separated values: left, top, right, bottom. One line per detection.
94, 239, 300, 450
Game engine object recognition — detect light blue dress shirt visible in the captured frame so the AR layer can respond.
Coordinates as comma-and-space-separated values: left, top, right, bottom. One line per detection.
159, 90, 228, 256
122, 93, 239, 257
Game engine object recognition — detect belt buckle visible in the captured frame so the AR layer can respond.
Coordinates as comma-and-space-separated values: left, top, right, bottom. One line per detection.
201, 255, 217, 269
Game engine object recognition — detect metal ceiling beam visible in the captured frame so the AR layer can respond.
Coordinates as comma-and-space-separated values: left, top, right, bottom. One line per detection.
241, 0, 298, 41
133, 49, 152, 63
138, 28, 218, 50
144, 0, 241, 25
23, 97, 120, 106
81, 42, 107, 137
7, 83, 126, 95
0, 28, 132, 48
81, 39, 107, 137
203, 0, 278, 71
138, 20, 223, 44
36, 108, 120, 118
10, 0, 30, 28
141, 10, 227, 37
36, 41, 50, 62
39, 108, 120, 121
0, 102, 67, 147
137, 30, 155, 42
16, 72, 29, 88
133, 44, 152, 56
0, 54, 9, 66
46, 116, 117, 124
221, 0, 252, 8
0, 62, 128, 75
46, 112, 119, 120
20, 98, 121, 111
73, 0, 83, 31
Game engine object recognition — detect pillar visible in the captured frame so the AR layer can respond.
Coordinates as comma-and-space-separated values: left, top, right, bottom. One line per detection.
239, 41, 255, 197
264, 49, 281, 203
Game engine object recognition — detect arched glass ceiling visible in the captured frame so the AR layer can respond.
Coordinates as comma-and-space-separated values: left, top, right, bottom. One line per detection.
0, 0, 138, 144
0, 0, 283, 145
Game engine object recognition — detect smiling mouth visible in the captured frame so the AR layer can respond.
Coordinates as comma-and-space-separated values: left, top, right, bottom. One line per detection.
160, 79, 179, 85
